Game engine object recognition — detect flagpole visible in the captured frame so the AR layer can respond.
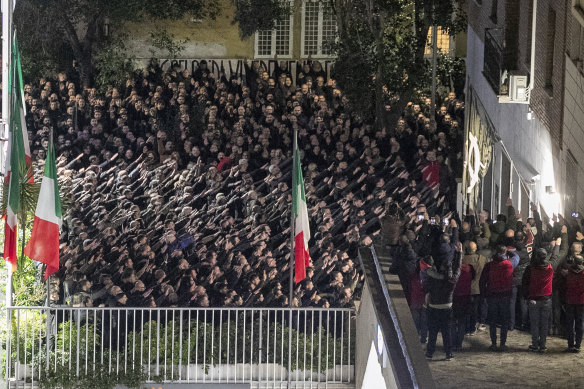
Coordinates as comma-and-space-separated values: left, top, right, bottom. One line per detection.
289, 127, 297, 308
1, 0, 11, 175
3, 2, 14, 386
3, 0, 14, 309
287, 127, 297, 387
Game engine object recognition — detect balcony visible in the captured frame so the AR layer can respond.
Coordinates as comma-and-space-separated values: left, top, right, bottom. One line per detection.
483, 28, 507, 96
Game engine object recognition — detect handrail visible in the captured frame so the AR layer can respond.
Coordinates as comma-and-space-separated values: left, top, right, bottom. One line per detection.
369, 246, 419, 389
358, 245, 436, 389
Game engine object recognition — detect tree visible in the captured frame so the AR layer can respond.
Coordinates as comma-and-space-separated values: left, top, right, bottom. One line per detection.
231, 0, 464, 129
330, 0, 465, 129
233, 0, 291, 38
14, 0, 221, 86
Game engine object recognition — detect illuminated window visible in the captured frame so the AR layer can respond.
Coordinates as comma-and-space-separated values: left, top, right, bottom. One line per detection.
425, 26, 451, 55
301, 0, 337, 57
255, 2, 293, 58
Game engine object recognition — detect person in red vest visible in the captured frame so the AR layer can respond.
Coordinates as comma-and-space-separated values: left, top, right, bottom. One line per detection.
522, 241, 560, 353
562, 254, 584, 352
480, 245, 519, 352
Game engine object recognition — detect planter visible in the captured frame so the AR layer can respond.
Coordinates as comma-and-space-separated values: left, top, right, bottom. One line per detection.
12, 362, 354, 384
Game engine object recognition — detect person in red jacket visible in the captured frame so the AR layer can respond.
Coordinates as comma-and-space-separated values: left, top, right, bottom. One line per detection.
563, 254, 584, 352
421, 150, 440, 189
480, 245, 518, 352
522, 243, 560, 353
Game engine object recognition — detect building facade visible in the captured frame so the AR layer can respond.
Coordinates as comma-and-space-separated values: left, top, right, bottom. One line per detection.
122, 1, 462, 85
123, 0, 339, 83
464, 0, 584, 220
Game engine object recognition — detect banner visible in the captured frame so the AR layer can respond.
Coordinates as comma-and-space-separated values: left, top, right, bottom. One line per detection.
463, 87, 498, 210
136, 58, 334, 85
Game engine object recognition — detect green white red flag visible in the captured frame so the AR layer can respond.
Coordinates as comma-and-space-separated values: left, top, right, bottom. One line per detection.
3, 36, 33, 271
292, 146, 310, 283
24, 136, 61, 279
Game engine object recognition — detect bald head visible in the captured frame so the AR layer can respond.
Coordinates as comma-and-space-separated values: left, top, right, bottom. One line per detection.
468, 241, 477, 254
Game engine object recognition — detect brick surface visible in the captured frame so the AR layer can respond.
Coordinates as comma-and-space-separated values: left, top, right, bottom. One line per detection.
467, 0, 567, 147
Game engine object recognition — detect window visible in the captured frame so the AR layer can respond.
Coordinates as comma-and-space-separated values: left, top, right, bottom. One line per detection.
490, 0, 498, 23
301, 0, 337, 57
569, 15, 584, 71
566, 151, 578, 215
255, 8, 293, 58
545, 8, 556, 90
501, 153, 511, 210
425, 26, 451, 55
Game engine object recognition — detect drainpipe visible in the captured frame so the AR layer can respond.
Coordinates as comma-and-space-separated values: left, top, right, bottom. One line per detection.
527, 0, 537, 107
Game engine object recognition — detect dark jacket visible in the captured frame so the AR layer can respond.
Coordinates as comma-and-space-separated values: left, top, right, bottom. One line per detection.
425, 250, 462, 307
512, 244, 531, 286
381, 212, 405, 246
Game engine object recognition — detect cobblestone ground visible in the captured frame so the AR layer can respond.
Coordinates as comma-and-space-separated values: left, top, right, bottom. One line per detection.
426, 328, 584, 389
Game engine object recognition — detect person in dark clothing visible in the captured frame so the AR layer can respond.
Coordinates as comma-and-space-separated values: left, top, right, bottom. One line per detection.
562, 254, 584, 352
522, 243, 559, 353
409, 257, 432, 344
480, 245, 519, 352
510, 231, 531, 331
424, 241, 462, 361
452, 258, 475, 350
394, 233, 419, 302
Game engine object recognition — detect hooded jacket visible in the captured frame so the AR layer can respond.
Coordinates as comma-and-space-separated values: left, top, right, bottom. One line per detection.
425, 251, 462, 307
432, 227, 459, 269
565, 264, 584, 305
489, 221, 506, 246
522, 246, 560, 300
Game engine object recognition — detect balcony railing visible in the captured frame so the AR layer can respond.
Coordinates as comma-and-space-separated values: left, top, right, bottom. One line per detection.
4, 306, 355, 388
483, 28, 507, 96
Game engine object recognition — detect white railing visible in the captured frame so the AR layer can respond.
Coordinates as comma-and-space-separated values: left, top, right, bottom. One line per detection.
4, 307, 355, 388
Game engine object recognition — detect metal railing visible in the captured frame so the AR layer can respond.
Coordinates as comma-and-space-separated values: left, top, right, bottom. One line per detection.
4, 306, 355, 388
483, 28, 505, 96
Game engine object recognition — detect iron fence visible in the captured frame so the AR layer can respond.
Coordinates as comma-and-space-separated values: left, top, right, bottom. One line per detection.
4, 306, 355, 388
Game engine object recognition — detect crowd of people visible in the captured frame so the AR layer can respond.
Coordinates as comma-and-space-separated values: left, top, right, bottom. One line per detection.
21, 57, 465, 311
390, 197, 584, 360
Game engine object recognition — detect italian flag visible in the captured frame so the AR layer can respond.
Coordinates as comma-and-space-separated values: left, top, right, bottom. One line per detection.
3, 36, 33, 271
292, 146, 310, 284
24, 137, 62, 279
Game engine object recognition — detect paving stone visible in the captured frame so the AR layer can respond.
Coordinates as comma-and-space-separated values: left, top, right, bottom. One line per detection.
425, 328, 584, 388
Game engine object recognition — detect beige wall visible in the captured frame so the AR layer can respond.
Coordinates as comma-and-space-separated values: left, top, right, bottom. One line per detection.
123, 0, 254, 59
